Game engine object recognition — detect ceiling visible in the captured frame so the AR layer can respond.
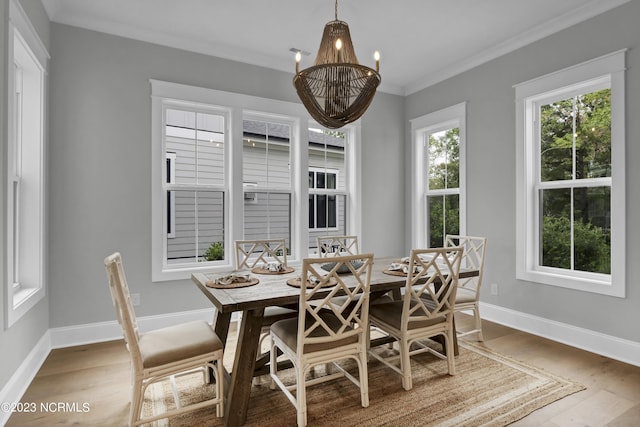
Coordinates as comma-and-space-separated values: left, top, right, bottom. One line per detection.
41, 0, 627, 95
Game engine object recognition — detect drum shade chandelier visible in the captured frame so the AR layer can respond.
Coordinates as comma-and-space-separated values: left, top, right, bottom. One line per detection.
293, 0, 381, 129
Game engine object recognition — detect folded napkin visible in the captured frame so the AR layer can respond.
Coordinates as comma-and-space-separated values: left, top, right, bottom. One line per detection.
215, 274, 251, 286
389, 262, 405, 271
298, 275, 328, 285
401, 254, 436, 264
389, 263, 420, 274
404, 265, 420, 274
260, 261, 285, 272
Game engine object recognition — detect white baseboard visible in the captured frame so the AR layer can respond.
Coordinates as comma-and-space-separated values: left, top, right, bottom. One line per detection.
480, 302, 640, 367
0, 330, 51, 427
49, 307, 219, 348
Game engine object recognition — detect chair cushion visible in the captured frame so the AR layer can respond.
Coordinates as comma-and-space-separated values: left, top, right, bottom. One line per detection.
139, 320, 223, 369
369, 301, 446, 331
262, 306, 298, 327
321, 260, 364, 274
455, 288, 477, 304
271, 313, 358, 354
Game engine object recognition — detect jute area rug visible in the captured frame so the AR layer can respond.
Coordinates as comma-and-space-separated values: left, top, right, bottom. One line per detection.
141, 341, 584, 426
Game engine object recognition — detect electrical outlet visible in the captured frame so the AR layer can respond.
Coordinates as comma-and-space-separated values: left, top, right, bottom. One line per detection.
490, 283, 499, 296
131, 293, 141, 306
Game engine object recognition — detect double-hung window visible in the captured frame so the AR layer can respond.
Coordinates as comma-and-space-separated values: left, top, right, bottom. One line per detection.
411, 103, 466, 248
6, 0, 49, 326
515, 50, 626, 297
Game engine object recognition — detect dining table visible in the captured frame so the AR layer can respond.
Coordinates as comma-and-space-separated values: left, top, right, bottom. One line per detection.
192, 255, 479, 427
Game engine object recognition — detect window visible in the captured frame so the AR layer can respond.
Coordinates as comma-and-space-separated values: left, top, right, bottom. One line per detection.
308, 128, 350, 253
163, 106, 227, 266
242, 116, 293, 249
410, 103, 466, 248
151, 80, 362, 280
6, 0, 49, 326
515, 50, 625, 297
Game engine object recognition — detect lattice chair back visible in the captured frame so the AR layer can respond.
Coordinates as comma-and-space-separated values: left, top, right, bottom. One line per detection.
316, 235, 360, 257
104, 252, 141, 364
445, 235, 487, 299
401, 247, 463, 331
235, 239, 288, 270
298, 253, 374, 353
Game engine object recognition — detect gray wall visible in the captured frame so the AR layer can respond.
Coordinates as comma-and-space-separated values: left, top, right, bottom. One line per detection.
405, 1, 640, 342
47, 23, 405, 326
0, 0, 51, 394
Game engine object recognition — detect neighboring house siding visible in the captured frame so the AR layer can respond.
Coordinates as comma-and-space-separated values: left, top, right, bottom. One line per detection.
169, 190, 224, 261
166, 132, 224, 261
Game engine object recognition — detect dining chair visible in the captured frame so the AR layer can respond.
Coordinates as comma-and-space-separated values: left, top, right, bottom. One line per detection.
317, 235, 391, 309
445, 235, 487, 341
104, 252, 224, 426
270, 253, 374, 426
235, 239, 289, 270
234, 239, 298, 349
368, 247, 463, 391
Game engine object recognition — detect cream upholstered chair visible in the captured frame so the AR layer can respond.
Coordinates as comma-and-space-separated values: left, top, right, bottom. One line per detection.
317, 235, 359, 257
270, 253, 374, 426
445, 235, 487, 341
104, 253, 224, 426
234, 239, 298, 345
368, 247, 463, 391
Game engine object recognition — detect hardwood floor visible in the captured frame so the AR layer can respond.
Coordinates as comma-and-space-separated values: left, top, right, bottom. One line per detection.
6, 315, 640, 426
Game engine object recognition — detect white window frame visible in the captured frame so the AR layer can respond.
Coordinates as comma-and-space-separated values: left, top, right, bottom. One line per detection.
151, 80, 362, 281
410, 103, 467, 248
515, 50, 626, 297
5, 0, 49, 327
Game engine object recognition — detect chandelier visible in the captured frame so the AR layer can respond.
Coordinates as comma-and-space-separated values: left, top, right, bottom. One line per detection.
293, 0, 381, 129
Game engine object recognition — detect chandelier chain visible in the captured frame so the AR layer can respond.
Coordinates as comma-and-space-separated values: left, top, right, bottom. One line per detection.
335, 0, 338, 20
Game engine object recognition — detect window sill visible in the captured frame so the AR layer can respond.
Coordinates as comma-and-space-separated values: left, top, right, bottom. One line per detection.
152, 261, 234, 282
517, 268, 624, 298
7, 286, 45, 327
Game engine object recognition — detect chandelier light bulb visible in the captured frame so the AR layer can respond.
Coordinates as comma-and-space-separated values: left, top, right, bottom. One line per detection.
295, 51, 302, 73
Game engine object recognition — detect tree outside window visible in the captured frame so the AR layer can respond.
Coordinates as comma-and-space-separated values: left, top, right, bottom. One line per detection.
538, 88, 611, 274
427, 128, 460, 247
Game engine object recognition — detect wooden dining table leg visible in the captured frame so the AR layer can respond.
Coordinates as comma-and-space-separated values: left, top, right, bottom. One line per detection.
214, 310, 232, 349
224, 307, 264, 427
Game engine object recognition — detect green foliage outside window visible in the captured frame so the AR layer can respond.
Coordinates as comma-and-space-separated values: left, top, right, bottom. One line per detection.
203, 242, 224, 261
539, 88, 611, 274
542, 216, 611, 274
427, 128, 460, 247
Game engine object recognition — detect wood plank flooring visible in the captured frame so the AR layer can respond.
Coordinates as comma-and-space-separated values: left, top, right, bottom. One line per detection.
6, 315, 640, 426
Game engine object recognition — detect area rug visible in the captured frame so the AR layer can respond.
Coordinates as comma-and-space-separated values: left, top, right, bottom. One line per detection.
141, 341, 584, 426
